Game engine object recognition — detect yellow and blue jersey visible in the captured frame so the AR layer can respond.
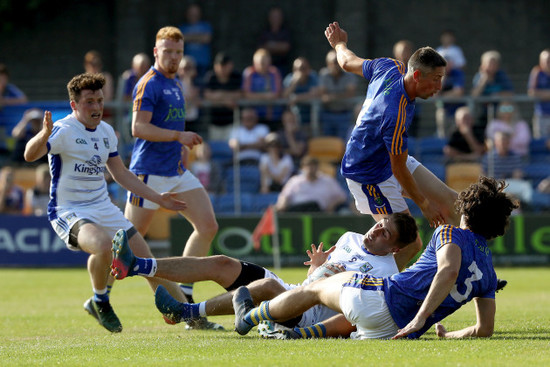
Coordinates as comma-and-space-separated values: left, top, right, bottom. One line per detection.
383, 224, 497, 338
342, 58, 414, 185
129, 67, 187, 177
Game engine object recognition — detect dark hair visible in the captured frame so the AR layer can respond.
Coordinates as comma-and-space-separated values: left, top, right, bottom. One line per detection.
0, 63, 8, 76
389, 212, 418, 248
408, 47, 447, 74
455, 176, 519, 240
67, 73, 105, 102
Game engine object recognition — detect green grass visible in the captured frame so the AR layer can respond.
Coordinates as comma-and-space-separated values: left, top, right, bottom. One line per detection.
1, 267, 549, 366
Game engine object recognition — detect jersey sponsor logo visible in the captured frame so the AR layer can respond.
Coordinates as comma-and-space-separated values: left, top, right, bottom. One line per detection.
360, 262, 373, 273
383, 78, 394, 95
74, 155, 106, 175
75, 138, 87, 144
343, 245, 352, 253
165, 104, 185, 121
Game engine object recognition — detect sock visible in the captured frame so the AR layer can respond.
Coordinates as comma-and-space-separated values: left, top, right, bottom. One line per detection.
130, 258, 157, 277
180, 283, 194, 302
93, 288, 109, 303
293, 323, 327, 339
244, 301, 274, 326
198, 301, 207, 317
106, 285, 113, 296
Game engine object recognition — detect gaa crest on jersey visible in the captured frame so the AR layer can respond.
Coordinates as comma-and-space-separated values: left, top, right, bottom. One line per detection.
75, 138, 87, 144
103, 138, 109, 149
360, 262, 373, 273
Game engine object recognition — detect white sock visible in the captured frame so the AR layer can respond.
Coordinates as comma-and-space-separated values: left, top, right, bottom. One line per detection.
198, 301, 207, 317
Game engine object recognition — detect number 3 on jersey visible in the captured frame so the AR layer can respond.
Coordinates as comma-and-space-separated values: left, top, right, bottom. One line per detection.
450, 261, 483, 302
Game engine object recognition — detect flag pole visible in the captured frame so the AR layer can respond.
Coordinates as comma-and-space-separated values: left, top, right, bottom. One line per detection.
271, 205, 281, 271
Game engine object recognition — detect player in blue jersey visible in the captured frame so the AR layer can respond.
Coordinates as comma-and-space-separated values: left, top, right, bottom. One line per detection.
233, 176, 518, 339
124, 26, 220, 329
23, 73, 188, 333
325, 22, 459, 234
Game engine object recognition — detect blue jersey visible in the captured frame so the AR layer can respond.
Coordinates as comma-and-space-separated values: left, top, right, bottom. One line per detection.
129, 67, 186, 177
383, 225, 497, 338
341, 58, 415, 185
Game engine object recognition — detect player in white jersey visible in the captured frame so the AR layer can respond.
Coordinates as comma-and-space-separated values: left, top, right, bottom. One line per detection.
24, 73, 188, 333
111, 212, 418, 335
234, 177, 518, 340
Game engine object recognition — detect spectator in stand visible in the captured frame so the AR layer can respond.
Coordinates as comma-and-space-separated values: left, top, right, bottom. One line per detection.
259, 132, 294, 193
444, 106, 486, 162
83, 50, 114, 102
318, 49, 358, 140
283, 57, 320, 125
25, 163, 50, 216
179, 3, 213, 79
189, 142, 223, 195
0, 165, 24, 214
436, 30, 466, 70
177, 56, 202, 135
229, 107, 269, 166
258, 6, 292, 77
276, 155, 347, 213
485, 101, 531, 158
277, 108, 308, 168
435, 50, 465, 139
203, 52, 243, 141
482, 130, 523, 180
10, 108, 47, 165
393, 40, 420, 137
471, 50, 514, 128
0, 63, 28, 106
527, 48, 550, 138
242, 48, 283, 131
120, 53, 151, 102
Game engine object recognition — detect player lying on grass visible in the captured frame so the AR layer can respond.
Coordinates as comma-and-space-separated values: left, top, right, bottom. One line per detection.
233, 176, 518, 340
111, 212, 419, 331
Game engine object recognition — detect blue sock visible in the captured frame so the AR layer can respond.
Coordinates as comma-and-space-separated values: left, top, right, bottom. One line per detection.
131, 258, 157, 277
244, 301, 273, 326
293, 323, 327, 338
185, 303, 201, 320
93, 288, 109, 303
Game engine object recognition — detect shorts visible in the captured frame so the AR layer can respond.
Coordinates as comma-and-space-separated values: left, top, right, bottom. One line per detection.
339, 273, 398, 339
346, 155, 422, 215
50, 199, 134, 250
127, 170, 203, 210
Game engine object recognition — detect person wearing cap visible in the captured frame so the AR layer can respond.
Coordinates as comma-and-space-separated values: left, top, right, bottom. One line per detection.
10, 108, 46, 164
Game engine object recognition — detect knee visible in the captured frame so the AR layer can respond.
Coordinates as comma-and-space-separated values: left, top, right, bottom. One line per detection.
197, 218, 219, 240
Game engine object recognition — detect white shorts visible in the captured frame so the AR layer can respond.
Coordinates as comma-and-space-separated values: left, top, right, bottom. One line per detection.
127, 170, 203, 210
50, 198, 133, 250
346, 155, 422, 215
339, 273, 399, 339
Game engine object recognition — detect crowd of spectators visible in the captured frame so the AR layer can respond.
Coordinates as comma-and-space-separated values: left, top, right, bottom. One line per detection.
1, 5, 550, 216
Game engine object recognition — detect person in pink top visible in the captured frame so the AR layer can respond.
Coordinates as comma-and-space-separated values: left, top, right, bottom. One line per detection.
276, 156, 347, 213
485, 101, 531, 157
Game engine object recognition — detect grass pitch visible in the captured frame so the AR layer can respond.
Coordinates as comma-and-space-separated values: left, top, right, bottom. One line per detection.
1, 267, 549, 366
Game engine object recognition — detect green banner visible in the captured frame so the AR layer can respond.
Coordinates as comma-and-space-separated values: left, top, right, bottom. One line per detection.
170, 214, 550, 266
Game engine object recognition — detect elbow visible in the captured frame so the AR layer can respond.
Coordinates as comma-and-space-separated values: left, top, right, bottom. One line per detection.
475, 324, 494, 338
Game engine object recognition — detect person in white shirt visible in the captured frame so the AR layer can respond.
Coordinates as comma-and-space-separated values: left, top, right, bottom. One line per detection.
23, 73, 187, 333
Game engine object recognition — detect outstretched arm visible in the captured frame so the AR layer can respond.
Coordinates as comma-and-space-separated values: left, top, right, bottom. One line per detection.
392, 242, 461, 339
435, 297, 495, 338
106, 155, 187, 211
324, 22, 365, 76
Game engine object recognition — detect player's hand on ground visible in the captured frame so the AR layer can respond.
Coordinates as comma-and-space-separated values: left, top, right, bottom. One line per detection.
158, 192, 187, 211
435, 322, 447, 338
176, 131, 203, 149
391, 315, 426, 339
304, 242, 336, 267
325, 21, 348, 49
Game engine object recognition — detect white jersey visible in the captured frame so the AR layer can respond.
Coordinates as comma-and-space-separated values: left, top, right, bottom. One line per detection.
263, 231, 400, 328
47, 113, 119, 221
